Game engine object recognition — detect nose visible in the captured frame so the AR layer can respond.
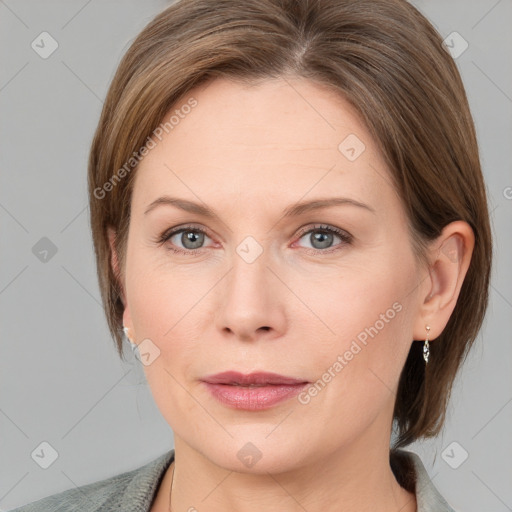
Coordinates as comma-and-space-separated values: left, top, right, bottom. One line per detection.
215, 245, 287, 342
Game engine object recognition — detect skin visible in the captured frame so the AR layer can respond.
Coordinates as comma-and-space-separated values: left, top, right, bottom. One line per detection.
108, 76, 474, 512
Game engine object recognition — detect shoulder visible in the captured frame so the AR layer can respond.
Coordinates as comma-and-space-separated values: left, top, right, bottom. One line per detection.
394, 449, 458, 512
8, 450, 174, 512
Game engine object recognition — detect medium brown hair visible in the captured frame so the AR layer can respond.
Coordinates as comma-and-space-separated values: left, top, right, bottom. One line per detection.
87, 0, 492, 451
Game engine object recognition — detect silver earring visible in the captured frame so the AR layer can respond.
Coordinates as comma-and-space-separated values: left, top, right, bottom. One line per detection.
423, 325, 430, 364
123, 326, 137, 351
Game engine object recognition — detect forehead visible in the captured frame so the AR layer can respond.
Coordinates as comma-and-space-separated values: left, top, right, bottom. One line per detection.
132, 77, 394, 213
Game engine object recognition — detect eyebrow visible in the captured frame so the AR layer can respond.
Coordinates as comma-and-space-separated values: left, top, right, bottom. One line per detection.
144, 195, 376, 218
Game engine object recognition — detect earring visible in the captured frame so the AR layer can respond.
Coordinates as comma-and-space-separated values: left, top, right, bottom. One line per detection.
423, 325, 431, 364
123, 326, 138, 351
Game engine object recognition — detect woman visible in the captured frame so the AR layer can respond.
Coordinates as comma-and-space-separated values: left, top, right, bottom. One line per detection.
11, 0, 492, 510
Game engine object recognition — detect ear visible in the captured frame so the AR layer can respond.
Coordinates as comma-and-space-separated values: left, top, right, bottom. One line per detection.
107, 226, 126, 307
108, 227, 135, 338
413, 220, 475, 341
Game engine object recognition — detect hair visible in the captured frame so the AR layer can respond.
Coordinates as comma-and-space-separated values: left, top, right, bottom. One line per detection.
87, 0, 492, 459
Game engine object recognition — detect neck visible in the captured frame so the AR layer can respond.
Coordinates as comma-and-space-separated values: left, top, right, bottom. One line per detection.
152, 437, 416, 512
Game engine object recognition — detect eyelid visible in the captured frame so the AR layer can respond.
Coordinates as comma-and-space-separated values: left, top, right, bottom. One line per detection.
156, 223, 214, 249
294, 223, 351, 241
162, 223, 212, 239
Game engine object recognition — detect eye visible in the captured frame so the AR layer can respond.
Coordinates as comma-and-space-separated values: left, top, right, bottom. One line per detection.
294, 224, 352, 254
155, 223, 352, 256
156, 224, 214, 255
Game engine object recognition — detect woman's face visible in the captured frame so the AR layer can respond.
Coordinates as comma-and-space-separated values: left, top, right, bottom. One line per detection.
120, 77, 430, 472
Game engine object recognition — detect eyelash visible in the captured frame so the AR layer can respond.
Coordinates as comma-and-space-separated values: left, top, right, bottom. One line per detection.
155, 223, 353, 256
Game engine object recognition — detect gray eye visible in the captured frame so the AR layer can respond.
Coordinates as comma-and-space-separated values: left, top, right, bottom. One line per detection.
182, 230, 204, 249
298, 229, 342, 250
309, 231, 335, 249
172, 229, 206, 250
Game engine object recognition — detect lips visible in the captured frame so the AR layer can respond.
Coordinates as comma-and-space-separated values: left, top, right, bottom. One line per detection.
201, 371, 308, 386
201, 371, 310, 410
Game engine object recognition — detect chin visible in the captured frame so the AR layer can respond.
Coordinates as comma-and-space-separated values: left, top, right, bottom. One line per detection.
195, 431, 311, 475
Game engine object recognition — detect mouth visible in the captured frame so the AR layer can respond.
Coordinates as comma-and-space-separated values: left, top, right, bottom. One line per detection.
201, 371, 310, 410
201, 370, 309, 386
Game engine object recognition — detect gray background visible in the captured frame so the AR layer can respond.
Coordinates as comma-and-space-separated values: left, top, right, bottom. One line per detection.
1, 0, 511, 510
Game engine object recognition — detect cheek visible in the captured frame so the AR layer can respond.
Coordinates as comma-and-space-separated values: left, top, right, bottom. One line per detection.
298, 251, 417, 394
127, 272, 203, 368
289, 261, 416, 446
126, 268, 204, 425
126, 243, 215, 336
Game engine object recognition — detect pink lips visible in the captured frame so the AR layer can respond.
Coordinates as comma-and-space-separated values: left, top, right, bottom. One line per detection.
201, 371, 309, 410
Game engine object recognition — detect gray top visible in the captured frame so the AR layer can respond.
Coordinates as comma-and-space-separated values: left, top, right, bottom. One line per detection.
9, 449, 456, 511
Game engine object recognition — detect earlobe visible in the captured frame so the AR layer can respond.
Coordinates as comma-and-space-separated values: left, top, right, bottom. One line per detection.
414, 221, 475, 341
122, 309, 135, 343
